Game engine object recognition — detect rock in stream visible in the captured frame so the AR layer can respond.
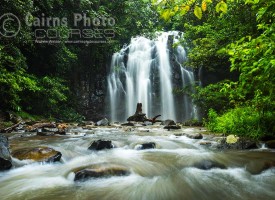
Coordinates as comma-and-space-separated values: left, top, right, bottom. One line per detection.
88, 140, 114, 150
11, 146, 62, 162
0, 134, 12, 170
74, 163, 130, 181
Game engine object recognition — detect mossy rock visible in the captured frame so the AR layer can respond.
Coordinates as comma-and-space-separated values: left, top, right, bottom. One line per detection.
12, 146, 62, 162
73, 163, 130, 181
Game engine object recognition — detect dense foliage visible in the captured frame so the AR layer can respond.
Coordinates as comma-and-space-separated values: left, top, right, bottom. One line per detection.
0, 0, 158, 121
154, 0, 275, 139
1, 0, 274, 139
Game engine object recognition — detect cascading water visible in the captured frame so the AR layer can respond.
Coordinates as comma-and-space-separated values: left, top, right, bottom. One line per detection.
172, 32, 198, 121
155, 33, 176, 120
107, 32, 198, 122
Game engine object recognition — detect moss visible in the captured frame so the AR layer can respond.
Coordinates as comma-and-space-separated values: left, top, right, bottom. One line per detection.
12, 147, 59, 161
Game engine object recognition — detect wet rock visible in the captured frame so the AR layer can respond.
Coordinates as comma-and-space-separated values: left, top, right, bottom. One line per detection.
37, 132, 55, 136
88, 140, 114, 150
136, 142, 156, 150
186, 133, 203, 139
246, 160, 275, 175
74, 163, 130, 181
0, 134, 12, 170
193, 160, 226, 170
161, 119, 176, 126
122, 122, 135, 126
164, 125, 181, 130
42, 128, 59, 132
217, 137, 257, 150
96, 118, 109, 126
266, 140, 275, 149
27, 122, 56, 132
199, 141, 212, 146
12, 146, 62, 162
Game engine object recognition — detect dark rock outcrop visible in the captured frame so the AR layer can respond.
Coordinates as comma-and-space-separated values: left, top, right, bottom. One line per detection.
88, 140, 114, 150
193, 160, 226, 170
164, 125, 181, 130
0, 134, 12, 170
122, 122, 135, 126
12, 147, 62, 162
186, 133, 203, 139
217, 137, 257, 150
37, 132, 55, 136
266, 140, 275, 149
74, 163, 130, 181
136, 142, 156, 150
161, 120, 176, 126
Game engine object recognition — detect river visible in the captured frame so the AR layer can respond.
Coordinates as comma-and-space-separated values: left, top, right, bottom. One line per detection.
0, 126, 275, 200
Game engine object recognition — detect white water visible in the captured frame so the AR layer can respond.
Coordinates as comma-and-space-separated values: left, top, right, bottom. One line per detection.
1, 128, 275, 200
126, 37, 153, 118
155, 33, 175, 120
107, 32, 198, 122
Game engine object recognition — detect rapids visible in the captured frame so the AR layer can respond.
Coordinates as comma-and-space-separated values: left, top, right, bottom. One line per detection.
0, 127, 275, 200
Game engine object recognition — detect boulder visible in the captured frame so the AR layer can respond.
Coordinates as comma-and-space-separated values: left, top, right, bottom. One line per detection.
96, 118, 109, 126
27, 122, 56, 132
12, 146, 62, 162
161, 120, 176, 126
37, 132, 55, 136
74, 163, 130, 181
164, 125, 181, 130
266, 140, 275, 149
88, 140, 114, 151
121, 122, 135, 126
136, 142, 156, 150
246, 160, 275, 175
0, 134, 12, 170
193, 160, 226, 170
42, 128, 59, 132
186, 133, 203, 139
217, 137, 257, 150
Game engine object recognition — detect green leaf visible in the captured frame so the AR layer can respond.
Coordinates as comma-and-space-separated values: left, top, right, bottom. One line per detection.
216, 1, 227, 13
194, 5, 202, 19
220, 1, 228, 13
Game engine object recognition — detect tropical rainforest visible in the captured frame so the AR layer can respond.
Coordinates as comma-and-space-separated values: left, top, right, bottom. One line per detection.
0, 0, 274, 139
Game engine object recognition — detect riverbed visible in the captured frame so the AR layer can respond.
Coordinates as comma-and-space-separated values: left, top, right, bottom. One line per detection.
1, 127, 275, 200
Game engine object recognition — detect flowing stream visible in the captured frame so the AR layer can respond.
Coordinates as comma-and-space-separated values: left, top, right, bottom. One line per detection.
1, 127, 275, 200
107, 32, 198, 122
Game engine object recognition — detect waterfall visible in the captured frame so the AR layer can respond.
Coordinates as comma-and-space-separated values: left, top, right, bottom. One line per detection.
155, 33, 176, 120
107, 32, 198, 122
125, 37, 153, 118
